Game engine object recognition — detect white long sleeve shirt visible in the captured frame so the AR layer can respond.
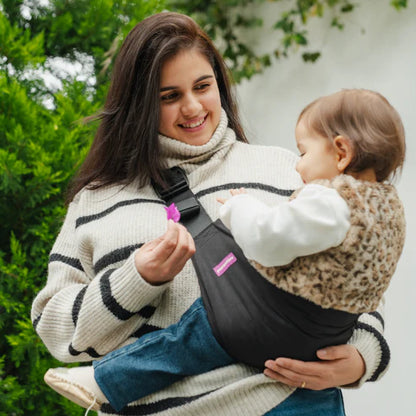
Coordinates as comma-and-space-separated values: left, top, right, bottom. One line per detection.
219, 184, 350, 267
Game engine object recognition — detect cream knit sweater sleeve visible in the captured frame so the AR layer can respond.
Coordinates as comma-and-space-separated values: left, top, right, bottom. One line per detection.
31, 193, 169, 363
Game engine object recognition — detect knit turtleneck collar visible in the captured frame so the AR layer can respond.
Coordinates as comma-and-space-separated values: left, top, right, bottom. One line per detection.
158, 109, 236, 173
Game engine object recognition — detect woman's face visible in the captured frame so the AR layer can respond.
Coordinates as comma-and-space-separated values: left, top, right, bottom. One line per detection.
159, 49, 222, 146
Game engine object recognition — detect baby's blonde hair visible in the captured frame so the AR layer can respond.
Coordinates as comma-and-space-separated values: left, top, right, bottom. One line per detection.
297, 89, 406, 182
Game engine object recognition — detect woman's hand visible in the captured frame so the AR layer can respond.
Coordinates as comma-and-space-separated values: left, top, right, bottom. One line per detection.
134, 220, 196, 285
264, 344, 365, 390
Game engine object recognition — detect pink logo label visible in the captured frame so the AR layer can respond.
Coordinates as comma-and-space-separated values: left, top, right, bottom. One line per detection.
213, 252, 237, 277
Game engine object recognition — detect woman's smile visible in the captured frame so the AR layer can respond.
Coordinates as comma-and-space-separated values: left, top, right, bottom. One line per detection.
179, 114, 208, 130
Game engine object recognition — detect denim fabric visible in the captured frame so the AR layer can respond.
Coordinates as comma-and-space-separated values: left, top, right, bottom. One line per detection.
264, 387, 345, 416
94, 297, 234, 411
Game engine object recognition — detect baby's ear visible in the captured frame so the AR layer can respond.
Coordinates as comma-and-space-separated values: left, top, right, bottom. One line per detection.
333, 135, 353, 173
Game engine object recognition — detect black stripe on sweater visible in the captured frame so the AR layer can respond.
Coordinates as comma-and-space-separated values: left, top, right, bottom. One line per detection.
355, 322, 390, 381
130, 323, 162, 339
195, 183, 294, 199
100, 269, 156, 321
94, 244, 143, 275
49, 253, 84, 272
72, 286, 87, 326
74, 184, 293, 228
69, 343, 102, 358
32, 314, 41, 330
138, 305, 157, 319
369, 311, 385, 329
101, 389, 219, 415
76, 198, 164, 228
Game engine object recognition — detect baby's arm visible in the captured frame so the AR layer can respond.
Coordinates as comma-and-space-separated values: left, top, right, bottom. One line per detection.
219, 184, 350, 267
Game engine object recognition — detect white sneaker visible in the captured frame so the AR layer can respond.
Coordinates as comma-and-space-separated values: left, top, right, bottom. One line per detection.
44, 366, 107, 412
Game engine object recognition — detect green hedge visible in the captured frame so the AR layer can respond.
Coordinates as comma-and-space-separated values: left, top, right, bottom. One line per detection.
0, 74, 101, 415
1, 1, 164, 413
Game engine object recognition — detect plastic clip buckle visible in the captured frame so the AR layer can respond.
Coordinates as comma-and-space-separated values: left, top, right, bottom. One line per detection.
155, 167, 189, 200
153, 167, 201, 220
175, 197, 200, 220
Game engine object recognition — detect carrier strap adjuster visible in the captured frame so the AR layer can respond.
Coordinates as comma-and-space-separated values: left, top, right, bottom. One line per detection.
154, 167, 189, 200
153, 167, 213, 237
153, 167, 200, 220
175, 197, 200, 220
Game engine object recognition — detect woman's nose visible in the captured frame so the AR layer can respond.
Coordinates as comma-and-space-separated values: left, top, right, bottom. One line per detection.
181, 93, 202, 117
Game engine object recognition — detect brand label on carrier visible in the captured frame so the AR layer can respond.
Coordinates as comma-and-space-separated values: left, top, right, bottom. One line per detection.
213, 252, 237, 276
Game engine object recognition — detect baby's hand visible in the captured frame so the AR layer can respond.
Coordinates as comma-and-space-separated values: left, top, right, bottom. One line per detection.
216, 188, 247, 205
230, 187, 247, 197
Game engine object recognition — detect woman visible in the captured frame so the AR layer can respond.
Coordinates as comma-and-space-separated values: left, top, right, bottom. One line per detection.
32, 12, 389, 416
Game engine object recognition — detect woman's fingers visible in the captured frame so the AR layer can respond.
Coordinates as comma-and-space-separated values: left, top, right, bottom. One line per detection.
316, 345, 352, 361
263, 367, 286, 383
161, 221, 195, 276
151, 220, 182, 262
263, 366, 302, 388
264, 359, 319, 389
135, 220, 195, 284
263, 345, 365, 390
272, 357, 320, 377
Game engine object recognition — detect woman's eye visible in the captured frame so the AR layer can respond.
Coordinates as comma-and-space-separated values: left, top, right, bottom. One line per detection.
195, 83, 210, 91
161, 92, 178, 102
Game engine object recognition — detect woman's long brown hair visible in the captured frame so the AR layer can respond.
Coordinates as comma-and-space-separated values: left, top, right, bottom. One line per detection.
66, 12, 247, 203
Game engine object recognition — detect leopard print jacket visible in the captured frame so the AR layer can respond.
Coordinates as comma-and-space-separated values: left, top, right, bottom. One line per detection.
252, 174, 406, 313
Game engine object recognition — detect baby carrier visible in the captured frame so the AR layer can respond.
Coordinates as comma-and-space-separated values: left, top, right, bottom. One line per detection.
154, 167, 358, 369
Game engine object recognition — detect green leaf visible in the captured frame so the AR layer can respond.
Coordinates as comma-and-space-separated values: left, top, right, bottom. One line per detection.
390, 0, 408, 10
302, 51, 321, 62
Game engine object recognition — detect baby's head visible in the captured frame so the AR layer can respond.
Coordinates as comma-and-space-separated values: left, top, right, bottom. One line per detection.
295, 89, 405, 184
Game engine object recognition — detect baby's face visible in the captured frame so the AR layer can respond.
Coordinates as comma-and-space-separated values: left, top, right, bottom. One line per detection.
295, 120, 340, 184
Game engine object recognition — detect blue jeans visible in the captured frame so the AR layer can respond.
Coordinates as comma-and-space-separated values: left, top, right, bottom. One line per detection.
94, 297, 234, 411
94, 298, 345, 415
264, 387, 345, 416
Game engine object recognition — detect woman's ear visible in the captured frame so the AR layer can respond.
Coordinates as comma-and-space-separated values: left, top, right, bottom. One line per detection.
333, 135, 353, 173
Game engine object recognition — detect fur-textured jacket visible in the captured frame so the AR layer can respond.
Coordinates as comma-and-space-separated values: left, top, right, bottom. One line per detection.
253, 175, 406, 313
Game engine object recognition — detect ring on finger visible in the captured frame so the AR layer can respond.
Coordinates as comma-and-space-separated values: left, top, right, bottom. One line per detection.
300, 381, 306, 389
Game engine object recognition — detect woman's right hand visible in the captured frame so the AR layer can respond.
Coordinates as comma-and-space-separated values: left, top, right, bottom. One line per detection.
263, 344, 366, 390
134, 220, 196, 285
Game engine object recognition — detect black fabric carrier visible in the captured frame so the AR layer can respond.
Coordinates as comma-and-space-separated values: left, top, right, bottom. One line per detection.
154, 167, 359, 369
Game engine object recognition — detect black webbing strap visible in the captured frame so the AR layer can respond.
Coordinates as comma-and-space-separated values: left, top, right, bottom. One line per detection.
152, 167, 212, 237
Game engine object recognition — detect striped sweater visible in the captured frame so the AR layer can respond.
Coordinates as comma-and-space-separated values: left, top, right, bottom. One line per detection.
31, 111, 390, 416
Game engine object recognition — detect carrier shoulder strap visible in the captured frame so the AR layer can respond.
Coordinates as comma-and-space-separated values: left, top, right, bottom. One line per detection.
152, 167, 212, 237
